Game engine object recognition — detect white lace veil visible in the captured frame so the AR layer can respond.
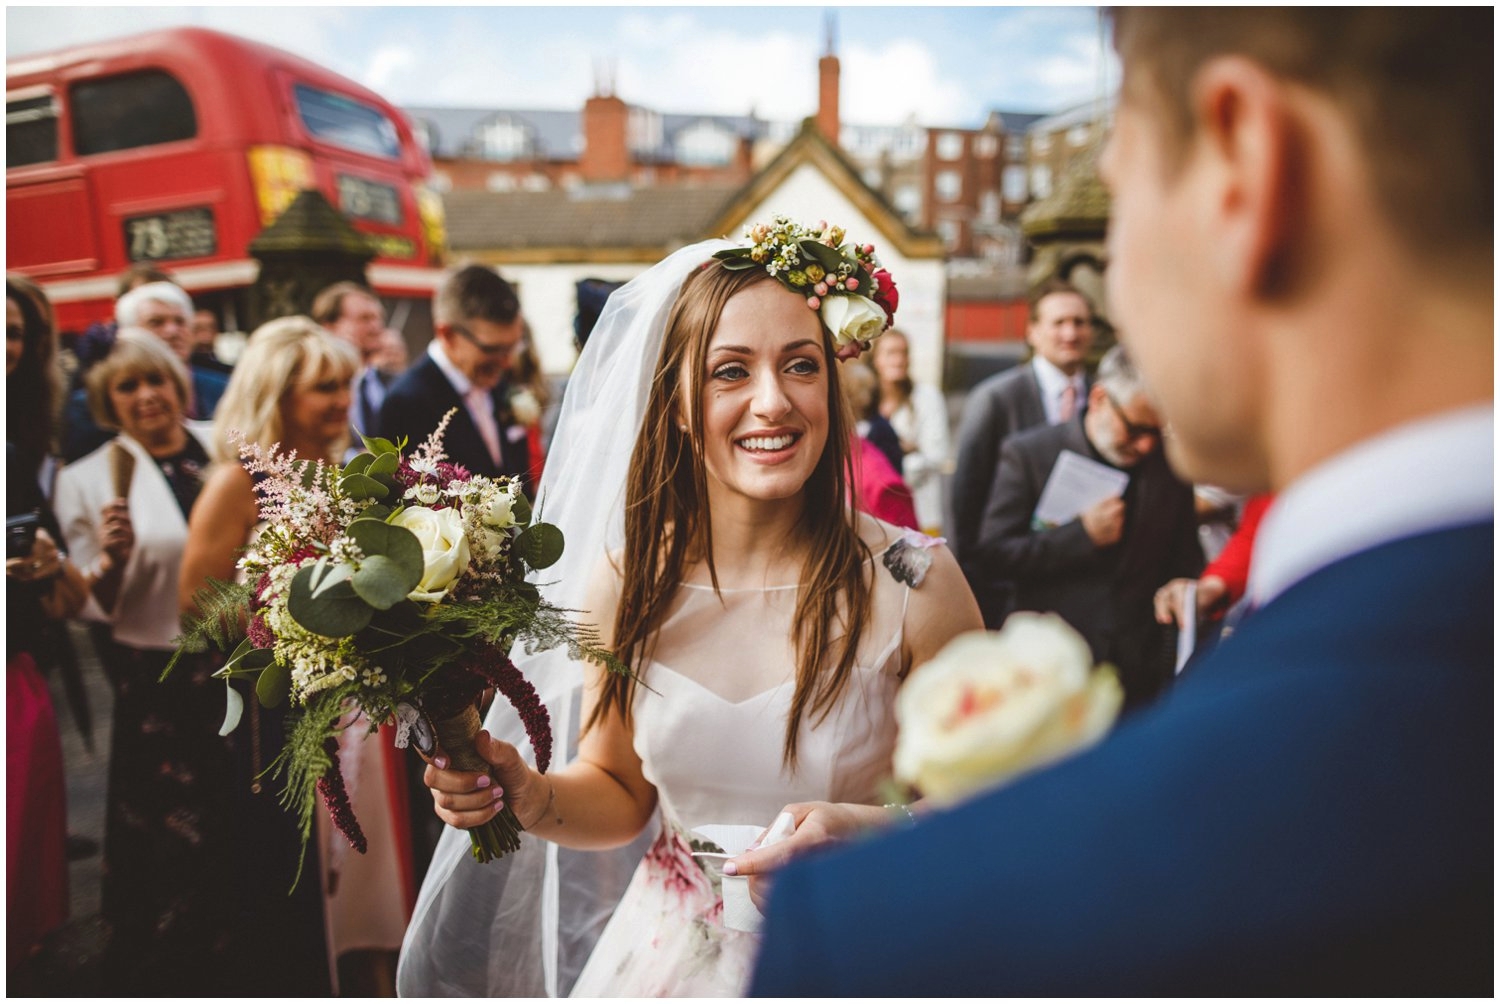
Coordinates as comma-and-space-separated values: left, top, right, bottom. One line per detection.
397, 238, 735, 997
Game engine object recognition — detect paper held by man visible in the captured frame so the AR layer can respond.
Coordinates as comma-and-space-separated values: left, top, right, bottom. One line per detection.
1030, 449, 1128, 530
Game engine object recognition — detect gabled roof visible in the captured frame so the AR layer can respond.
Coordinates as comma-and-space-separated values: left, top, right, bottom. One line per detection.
704, 120, 946, 260
984, 108, 1048, 133
443, 183, 742, 262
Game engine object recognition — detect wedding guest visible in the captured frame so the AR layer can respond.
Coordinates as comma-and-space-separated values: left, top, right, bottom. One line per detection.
311, 281, 390, 440
750, 8, 1491, 994
179, 317, 410, 995
53, 330, 232, 992
950, 281, 1095, 626
6, 278, 87, 975
871, 328, 949, 534
975, 345, 1202, 707
376, 265, 533, 493
402, 228, 980, 996
842, 358, 919, 530
1154, 492, 1274, 642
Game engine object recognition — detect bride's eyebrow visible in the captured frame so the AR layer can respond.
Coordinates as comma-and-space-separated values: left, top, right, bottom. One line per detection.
707, 339, 819, 358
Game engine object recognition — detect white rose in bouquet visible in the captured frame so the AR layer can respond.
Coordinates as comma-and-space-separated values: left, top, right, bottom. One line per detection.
894, 613, 1122, 806
393, 505, 472, 601
819, 294, 886, 350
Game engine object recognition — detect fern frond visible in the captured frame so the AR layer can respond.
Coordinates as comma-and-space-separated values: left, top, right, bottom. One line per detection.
162, 578, 255, 681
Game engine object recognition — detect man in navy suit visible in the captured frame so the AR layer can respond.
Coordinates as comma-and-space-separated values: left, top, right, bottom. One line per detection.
744, 8, 1491, 994
376, 264, 533, 494
951, 281, 1094, 627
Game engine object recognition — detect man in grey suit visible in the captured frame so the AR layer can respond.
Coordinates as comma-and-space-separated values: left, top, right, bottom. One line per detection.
951, 280, 1094, 626
974, 345, 1202, 707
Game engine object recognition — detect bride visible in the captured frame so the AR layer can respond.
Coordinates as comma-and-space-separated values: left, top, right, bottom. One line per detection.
400, 221, 982, 996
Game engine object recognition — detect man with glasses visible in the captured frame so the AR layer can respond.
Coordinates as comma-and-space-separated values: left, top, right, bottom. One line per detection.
972, 344, 1201, 708
376, 264, 533, 492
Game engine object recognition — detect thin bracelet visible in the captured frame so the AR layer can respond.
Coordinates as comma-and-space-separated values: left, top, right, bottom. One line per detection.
883, 802, 918, 827
522, 778, 561, 830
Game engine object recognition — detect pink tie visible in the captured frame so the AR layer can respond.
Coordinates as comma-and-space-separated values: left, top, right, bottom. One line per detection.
1057, 383, 1078, 423
465, 387, 503, 467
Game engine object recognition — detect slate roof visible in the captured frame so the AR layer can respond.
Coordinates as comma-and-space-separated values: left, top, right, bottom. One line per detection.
443, 183, 742, 251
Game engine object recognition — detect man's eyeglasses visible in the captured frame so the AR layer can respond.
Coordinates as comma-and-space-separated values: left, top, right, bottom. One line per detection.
452, 323, 523, 358
1104, 393, 1162, 442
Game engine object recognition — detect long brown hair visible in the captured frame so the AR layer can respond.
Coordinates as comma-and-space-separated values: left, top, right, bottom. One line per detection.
589, 262, 873, 767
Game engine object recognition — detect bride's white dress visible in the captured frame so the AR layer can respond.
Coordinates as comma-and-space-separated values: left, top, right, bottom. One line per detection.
570, 545, 912, 996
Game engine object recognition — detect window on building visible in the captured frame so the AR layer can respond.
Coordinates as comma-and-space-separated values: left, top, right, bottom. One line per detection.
974, 133, 998, 158
863, 167, 883, 189
1030, 164, 1052, 199
935, 170, 962, 202
979, 191, 1000, 223
1068, 123, 1092, 148
892, 125, 926, 162
1003, 164, 1028, 203
7, 92, 58, 167
1031, 131, 1052, 155
411, 119, 437, 156
486, 172, 517, 192
936, 132, 964, 161
893, 184, 922, 216
674, 120, 736, 166
476, 116, 534, 162
1006, 135, 1026, 160
72, 70, 196, 157
522, 173, 550, 192
936, 219, 960, 249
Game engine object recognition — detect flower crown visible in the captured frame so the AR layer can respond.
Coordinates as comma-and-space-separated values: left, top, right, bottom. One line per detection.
713, 215, 900, 359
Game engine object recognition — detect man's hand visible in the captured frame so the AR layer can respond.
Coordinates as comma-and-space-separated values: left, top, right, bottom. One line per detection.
1080, 495, 1125, 546
1155, 575, 1229, 626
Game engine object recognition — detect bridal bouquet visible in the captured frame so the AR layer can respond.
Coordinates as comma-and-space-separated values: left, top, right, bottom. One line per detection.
893, 613, 1123, 806
170, 411, 623, 864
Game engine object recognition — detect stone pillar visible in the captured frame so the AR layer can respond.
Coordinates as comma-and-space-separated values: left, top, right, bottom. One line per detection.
247, 189, 375, 329
1019, 138, 1114, 343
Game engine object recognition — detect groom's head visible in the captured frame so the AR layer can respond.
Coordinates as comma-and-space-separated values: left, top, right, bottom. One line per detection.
1102, 8, 1492, 492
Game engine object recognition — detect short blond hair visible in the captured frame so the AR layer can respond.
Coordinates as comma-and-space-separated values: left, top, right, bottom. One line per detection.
211, 316, 359, 463
85, 328, 192, 432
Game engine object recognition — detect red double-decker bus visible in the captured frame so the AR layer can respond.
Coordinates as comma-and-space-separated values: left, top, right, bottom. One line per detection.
6, 26, 446, 333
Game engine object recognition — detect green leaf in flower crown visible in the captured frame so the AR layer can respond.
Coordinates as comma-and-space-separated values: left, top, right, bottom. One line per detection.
346, 518, 424, 583
343, 453, 374, 478
219, 680, 243, 736
516, 522, 564, 570
288, 563, 374, 637
368, 451, 400, 478
799, 239, 847, 275
256, 661, 291, 707
351, 554, 419, 609
712, 249, 759, 270
340, 473, 390, 501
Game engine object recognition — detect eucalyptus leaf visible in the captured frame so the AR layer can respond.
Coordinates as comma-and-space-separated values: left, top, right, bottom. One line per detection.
340, 473, 390, 501
256, 661, 291, 708
219, 681, 244, 736
368, 452, 400, 477
510, 493, 533, 527
362, 504, 392, 522
799, 240, 846, 274
308, 558, 355, 599
517, 522, 565, 570
346, 519, 425, 584
343, 453, 374, 478
351, 554, 418, 609
288, 564, 375, 637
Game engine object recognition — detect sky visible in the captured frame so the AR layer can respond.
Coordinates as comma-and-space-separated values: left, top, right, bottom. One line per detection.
6, 4, 1117, 128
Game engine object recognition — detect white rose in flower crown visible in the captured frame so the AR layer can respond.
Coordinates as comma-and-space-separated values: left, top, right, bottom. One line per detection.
894, 613, 1123, 806
819, 293, 886, 350
392, 505, 472, 602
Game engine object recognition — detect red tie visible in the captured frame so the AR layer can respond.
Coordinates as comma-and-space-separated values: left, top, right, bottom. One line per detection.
1058, 383, 1078, 423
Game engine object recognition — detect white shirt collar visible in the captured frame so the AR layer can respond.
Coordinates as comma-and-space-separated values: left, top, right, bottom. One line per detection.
1248, 404, 1494, 606
1031, 355, 1086, 425
427, 339, 475, 397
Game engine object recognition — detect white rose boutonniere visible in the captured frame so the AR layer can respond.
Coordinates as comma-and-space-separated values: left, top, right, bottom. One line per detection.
510, 388, 541, 427
819, 294, 886, 352
894, 613, 1123, 806
392, 505, 471, 602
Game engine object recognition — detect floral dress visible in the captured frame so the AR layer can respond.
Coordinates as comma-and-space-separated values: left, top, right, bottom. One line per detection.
569, 546, 913, 996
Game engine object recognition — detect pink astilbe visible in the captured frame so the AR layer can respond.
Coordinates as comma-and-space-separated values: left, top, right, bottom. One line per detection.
407, 408, 458, 470
469, 647, 553, 773
317, 738, 368, 853
232, 432, 360, 545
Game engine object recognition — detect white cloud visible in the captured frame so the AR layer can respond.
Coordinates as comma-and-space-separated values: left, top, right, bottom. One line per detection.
362, 44, 417, 95
842, 39, 971, 126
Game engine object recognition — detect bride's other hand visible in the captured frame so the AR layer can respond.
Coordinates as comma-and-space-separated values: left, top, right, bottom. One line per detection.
724, 801, 888, 909
424, 729, 547, 829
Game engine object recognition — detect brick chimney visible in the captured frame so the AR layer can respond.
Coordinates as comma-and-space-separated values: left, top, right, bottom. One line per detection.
816, 13, 840, 146
581, 62, 630, 182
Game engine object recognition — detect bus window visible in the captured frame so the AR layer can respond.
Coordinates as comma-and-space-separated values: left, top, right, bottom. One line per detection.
6, 92, 58, 167
71, 69, 196, 156
293, 83, 400, 160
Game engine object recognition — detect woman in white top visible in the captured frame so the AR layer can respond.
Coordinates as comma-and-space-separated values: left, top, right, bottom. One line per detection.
872, 328, 951, 535
54, 330, 229, 993
405, 228, 982, 996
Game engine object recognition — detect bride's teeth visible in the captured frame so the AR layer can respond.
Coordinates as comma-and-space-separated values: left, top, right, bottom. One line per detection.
739, 435, 795, 451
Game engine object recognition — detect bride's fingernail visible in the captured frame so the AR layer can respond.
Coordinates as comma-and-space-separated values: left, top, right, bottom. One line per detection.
492, 788, 505, 802
476, 775, 491, 788
433, 756, 449, 770
722, 861, 738, 876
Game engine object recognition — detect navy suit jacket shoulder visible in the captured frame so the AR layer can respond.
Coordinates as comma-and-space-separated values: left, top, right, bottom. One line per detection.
751, 522, 1493, 995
